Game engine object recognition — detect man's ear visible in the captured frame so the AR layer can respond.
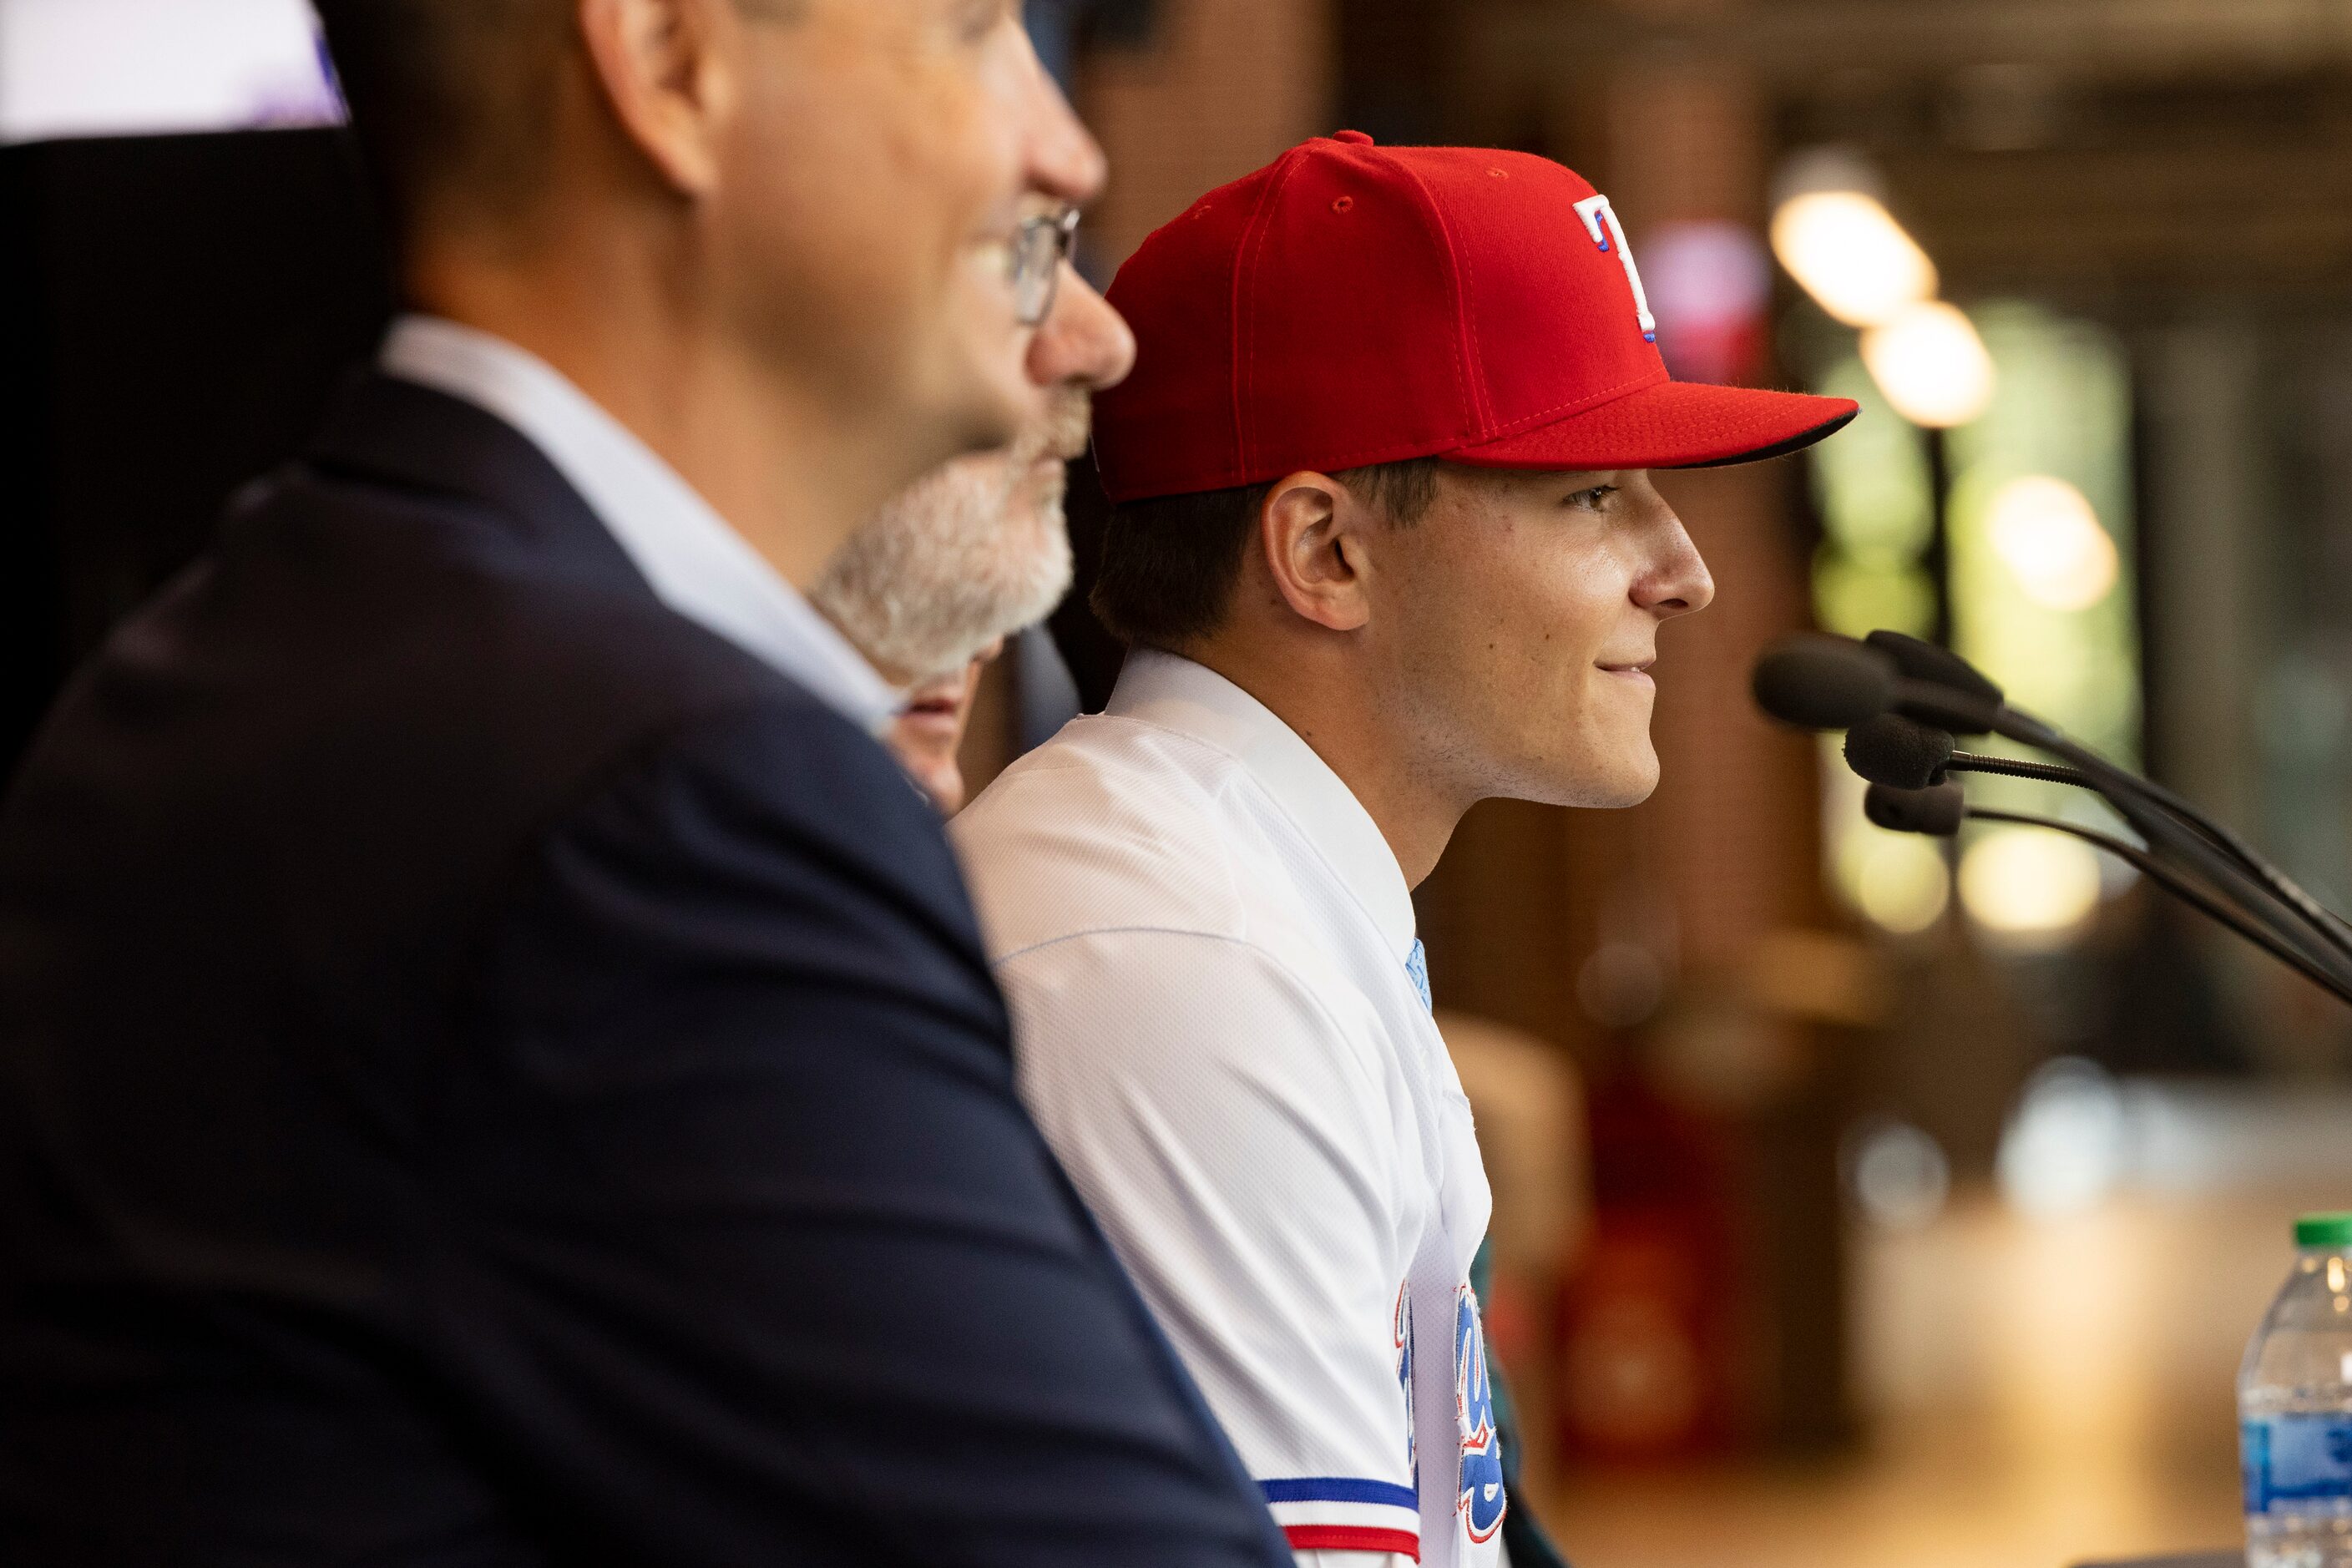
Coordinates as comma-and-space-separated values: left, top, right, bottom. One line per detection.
1259, 472, 1373, 634
578, 0, 740, 197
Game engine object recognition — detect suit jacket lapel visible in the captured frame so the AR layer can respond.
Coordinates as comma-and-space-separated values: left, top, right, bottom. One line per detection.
302, 371, 650, 594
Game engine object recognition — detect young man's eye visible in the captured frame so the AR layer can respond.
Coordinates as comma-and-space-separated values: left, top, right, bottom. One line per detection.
1566, 484, 1618, 510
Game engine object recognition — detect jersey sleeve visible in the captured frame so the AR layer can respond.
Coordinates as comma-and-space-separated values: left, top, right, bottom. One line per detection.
1000, 928, 1425, 1563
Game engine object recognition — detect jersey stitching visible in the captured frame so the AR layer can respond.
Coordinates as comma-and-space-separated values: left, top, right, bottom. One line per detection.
1390, 157, 1486, 435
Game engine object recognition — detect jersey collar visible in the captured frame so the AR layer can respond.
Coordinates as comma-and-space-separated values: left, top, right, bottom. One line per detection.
1106, 647, 1419, 961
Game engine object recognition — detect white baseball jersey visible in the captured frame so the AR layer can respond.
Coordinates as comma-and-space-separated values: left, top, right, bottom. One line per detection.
951, 648, 1505, 1568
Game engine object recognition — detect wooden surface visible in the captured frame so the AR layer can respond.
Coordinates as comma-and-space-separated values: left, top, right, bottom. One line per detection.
1536, 1189, 2308, 1568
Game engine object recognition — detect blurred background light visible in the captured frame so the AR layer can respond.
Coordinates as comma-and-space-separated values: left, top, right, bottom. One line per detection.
1958, 825, 2103, 942
1576, 940, 1669, 1029
1769, 147, 1939, 331
1848, 832, 1953, 935
1770, 190, 1940, 331
0, 0, 340, 145
1844, 1119, 1952, 1232
1987, 475, 2118, 611
1641, 220, 1773, 386
1860, 301, 1997, 429
1995, 1057, 2127, 1218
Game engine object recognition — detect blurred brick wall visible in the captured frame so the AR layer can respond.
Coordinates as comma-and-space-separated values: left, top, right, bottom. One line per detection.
1077, 0, 1337, 272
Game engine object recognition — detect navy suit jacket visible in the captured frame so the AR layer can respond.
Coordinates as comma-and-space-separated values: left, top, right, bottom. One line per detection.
0, 374, 1293, 1568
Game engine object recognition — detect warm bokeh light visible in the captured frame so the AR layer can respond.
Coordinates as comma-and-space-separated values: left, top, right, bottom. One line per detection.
1986, 474, 2119, 611
1861, 301, 1997, 428
1849, 832, 1951, 934
1958, 825, 2102, 941
1769, 190, 1940, 329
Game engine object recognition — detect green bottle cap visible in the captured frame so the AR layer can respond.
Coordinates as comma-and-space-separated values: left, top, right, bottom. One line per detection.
2295, 1213, 2352, 1247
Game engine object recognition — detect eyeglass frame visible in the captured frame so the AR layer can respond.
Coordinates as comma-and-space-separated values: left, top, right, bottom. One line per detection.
1011, 205, 1082, 328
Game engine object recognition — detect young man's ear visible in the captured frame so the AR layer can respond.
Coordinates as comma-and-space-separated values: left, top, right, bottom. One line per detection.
1259, 472, 1373, 634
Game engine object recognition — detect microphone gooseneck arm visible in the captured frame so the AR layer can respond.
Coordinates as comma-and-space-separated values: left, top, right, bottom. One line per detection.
1945, 752, 2090, 788
1965, 807, 2352, 1006
1945, 749, 2295, 882
1981, 703, 2352, 979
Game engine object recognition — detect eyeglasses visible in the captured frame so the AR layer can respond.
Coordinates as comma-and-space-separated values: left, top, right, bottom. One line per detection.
1010, 205, 1081, 327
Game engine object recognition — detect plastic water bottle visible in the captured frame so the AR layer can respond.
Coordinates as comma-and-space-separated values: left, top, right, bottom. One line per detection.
2241, 1213, 2352, 1568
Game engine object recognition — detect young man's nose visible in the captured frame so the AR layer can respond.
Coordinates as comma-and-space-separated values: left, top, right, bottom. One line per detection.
1638, 524, 1716, 618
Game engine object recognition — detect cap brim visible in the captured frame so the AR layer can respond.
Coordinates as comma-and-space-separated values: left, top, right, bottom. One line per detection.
1446, 380, 1859, 472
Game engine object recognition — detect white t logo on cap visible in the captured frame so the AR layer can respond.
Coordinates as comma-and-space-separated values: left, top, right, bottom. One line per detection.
1573, 194, 1657, 343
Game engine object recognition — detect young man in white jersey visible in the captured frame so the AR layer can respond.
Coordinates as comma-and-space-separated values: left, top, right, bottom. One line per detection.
952, 132, 1856, 1567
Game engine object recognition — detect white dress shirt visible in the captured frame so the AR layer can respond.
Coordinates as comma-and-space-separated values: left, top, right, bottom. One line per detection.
378, 315, 899, 733
950, 648, 1506, 1568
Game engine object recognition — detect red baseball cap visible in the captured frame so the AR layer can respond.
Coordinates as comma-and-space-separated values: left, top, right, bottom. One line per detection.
1093, 132, 1858, 505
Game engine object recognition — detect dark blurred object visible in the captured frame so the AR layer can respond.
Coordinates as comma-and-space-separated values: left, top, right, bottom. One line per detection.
1026, 0, 1148, 711
1047, 453, 1127, 713
1337, 0, 1450, 147
0, 129, 391, 783
2078, 888, 2248, 1076
1024, 0, 1160, 94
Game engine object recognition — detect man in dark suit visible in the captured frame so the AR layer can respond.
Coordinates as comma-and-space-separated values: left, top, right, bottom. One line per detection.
0, 2, 1293, 1564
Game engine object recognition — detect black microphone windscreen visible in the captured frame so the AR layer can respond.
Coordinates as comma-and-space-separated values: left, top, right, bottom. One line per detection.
1844, 714, 1956, 791
1752, 635, 1896, 731
1864, 781, 1966, 837
1864, 630, 2004, 706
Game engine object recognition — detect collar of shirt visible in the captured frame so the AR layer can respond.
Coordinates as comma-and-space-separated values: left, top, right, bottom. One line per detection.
1106, 646, 1419, 962
378, 314, 903, 736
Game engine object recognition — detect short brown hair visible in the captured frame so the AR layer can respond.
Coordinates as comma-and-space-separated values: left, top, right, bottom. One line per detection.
313, 1, 582, 240
318, 1, 811, 240
1091, 458, 1444, 649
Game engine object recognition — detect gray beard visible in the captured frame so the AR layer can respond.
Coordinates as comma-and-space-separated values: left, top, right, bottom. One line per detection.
812, 434, 1077, 684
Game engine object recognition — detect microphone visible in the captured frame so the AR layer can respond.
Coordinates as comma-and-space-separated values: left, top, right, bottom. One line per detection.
1749, 633, 2000, 735
1752, 635, 1894, 731
1844, 715, 1955, 791
1865, 630, 2002, 714
1864, 781, 1965, 837
1845, 715, 2092, 791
